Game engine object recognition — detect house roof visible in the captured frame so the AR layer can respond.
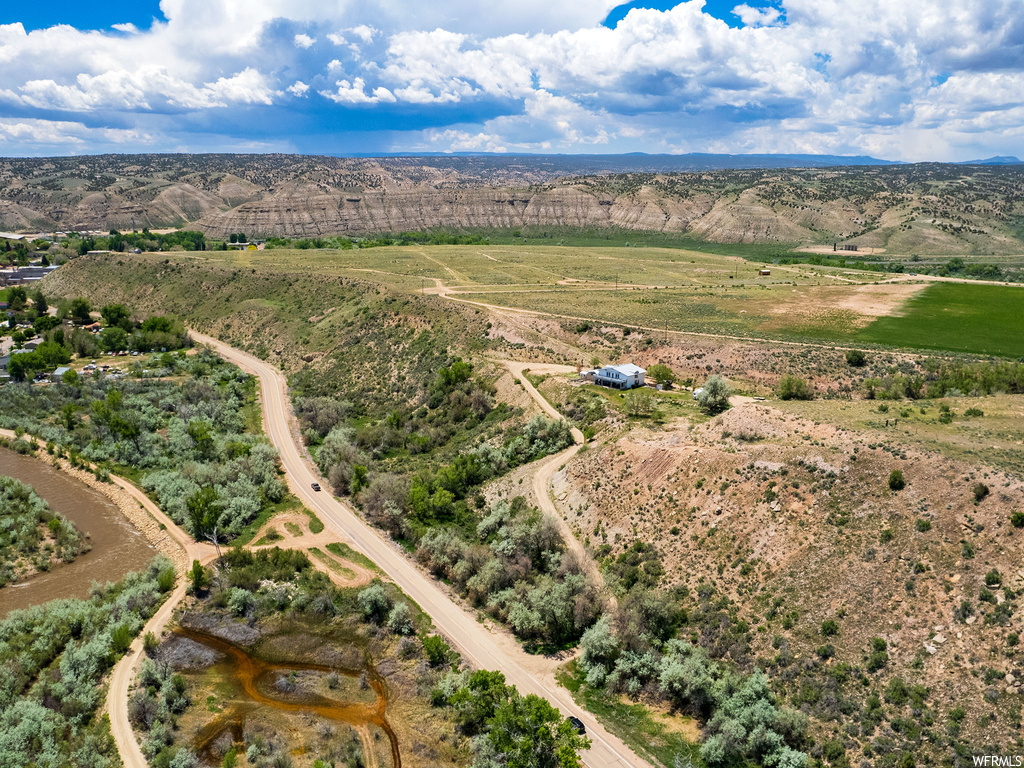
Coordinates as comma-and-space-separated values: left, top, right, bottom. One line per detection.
607, 363, 646, 376
53, 367, 71, 376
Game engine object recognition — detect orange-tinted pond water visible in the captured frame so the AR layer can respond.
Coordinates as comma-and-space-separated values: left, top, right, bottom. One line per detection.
179, 626, 400, 767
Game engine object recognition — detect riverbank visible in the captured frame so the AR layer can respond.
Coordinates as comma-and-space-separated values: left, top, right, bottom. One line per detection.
0, 430, 189, 574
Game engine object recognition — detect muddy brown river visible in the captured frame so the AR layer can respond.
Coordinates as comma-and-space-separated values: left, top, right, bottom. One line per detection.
0, 447, 156, 616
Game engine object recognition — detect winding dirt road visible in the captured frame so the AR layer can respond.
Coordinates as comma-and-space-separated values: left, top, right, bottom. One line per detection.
493, 361, 609, 595
189, 330, 650, 768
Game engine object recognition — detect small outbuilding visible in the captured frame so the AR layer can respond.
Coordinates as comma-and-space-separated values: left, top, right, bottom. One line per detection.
758, 269, 771, 276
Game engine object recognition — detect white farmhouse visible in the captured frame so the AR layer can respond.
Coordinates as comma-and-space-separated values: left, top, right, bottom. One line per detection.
591, 363, 646, 390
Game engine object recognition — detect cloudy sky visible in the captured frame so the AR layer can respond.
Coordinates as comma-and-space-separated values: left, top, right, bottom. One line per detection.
0, 0, 1022, 160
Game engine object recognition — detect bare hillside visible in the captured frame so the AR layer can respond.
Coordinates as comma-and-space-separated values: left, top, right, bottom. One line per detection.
4, 155, 1024, 252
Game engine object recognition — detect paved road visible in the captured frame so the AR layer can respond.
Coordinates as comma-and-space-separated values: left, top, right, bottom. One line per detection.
189, 330, 651, 768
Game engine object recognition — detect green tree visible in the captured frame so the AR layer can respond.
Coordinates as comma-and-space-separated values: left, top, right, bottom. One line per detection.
889, 469, 905, 491
98, 326, 130, 352
845, 349, 867, 367
697, 375, 732, 414
70, 297, 92, 325
449, 670, 515, 735
186, 487, 223, 556
357, 583, 392, 623
187, 420, 216, 460
646, 364, 675, 387
100, 303, 132, 329
623, 387, 654, 417
485, 693, 590, 768
7, 286, 27, 312
31, 289, 47, 315
188, 559, 209, 593
33, 314, 60, 334
423, 635, 452, 667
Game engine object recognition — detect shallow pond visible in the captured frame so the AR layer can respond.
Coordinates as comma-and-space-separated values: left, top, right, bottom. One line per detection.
0, 446, 156, 616
177, 625, 400, 767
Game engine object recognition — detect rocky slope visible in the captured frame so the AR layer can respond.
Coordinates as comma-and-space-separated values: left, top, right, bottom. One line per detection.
4, 154, 1024, 252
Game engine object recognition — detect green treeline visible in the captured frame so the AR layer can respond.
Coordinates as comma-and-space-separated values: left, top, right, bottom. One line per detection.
261, 231, 490, 250
73, 230, 207, 254
764, 254, 1020, 283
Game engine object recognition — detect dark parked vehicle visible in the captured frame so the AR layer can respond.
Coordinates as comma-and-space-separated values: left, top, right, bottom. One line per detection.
567, 716, 586, 735
311, 482, 321, 492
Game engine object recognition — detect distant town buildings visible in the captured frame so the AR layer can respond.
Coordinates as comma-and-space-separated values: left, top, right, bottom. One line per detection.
0, 264, 59, 285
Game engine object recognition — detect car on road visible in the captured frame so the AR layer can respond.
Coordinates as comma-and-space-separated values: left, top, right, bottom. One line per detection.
567, 716, 586, 735
311, 482, 321, 492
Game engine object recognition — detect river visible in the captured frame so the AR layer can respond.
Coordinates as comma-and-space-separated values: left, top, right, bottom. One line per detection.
0, 446, 156, 616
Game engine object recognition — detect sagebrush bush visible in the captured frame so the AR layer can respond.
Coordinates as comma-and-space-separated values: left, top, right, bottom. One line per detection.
889, 469, 905, 491
777, 375, 813, 401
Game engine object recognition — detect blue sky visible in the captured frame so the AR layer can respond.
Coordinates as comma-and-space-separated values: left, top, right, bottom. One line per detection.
0, 0, 1022, 160
0, 2, 165, 32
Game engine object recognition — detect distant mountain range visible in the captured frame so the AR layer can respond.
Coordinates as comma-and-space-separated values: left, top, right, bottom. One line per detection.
957, 156, 1023, 165
345, 152, 902, 172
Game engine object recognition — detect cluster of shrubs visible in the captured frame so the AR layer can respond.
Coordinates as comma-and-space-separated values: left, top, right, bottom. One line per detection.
129, 655, 191, 765
863, 357, 1024, 400
579, 617, 808, 767
0, 475, 86, 584
0, 557, 175, 767
301, 358, 501, 485
415, 496, 601, 648
431, 669, 589, 767
0, 351, 285, 540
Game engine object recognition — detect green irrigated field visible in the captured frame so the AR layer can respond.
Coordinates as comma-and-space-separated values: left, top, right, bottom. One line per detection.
854, 282, 1024, 357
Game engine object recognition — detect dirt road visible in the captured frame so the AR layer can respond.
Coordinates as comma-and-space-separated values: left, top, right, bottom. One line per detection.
493, 361, 608, 595
189, 330, 650, 768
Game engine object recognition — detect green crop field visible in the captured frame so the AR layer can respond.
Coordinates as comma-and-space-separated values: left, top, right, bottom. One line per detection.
854, 283, 1024, 357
